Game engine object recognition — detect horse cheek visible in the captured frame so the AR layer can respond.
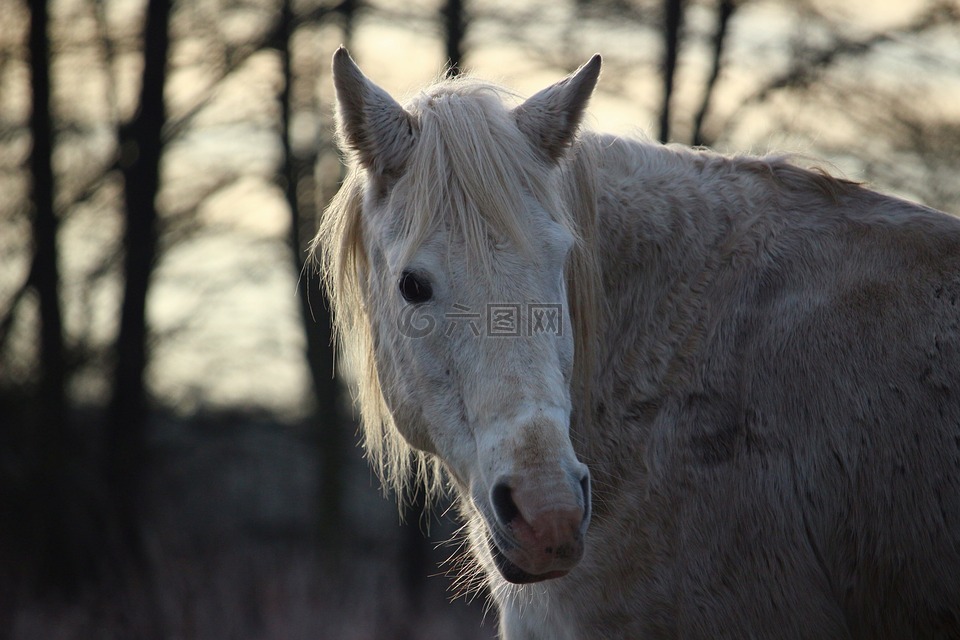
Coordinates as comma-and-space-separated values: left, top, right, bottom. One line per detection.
373, 329, 435, 455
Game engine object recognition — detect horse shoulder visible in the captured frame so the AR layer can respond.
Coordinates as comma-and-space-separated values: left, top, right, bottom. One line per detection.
715, 193, 960, 635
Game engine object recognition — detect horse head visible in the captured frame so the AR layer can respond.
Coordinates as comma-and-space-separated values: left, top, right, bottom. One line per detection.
327, 48, 601, 583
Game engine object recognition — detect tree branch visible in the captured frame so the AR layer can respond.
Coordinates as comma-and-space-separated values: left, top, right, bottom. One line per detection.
724, 2, 959, 130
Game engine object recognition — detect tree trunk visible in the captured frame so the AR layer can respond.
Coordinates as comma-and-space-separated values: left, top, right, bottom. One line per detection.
692, 0, 735, 147
277, 0, 348, 547
658, 0, 684, 143
443, 0, 467, 77
108, 0, 171, 566
27, 0, 77, 592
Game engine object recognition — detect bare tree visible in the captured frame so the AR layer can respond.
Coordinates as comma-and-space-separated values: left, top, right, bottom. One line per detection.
444, 0, 468, 76
108, 0, 173, 569
658, 0, 684, 142
25, 0, 78, 592
692, 0, 736, 147
275, 0, 353, 547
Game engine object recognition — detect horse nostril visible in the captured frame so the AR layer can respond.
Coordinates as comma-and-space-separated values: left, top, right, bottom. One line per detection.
491, 482, 520, 527
579, 471, 592, 527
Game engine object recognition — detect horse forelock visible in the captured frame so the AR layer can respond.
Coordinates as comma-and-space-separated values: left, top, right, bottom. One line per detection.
396, 79, 564, 266
314, 75, 603, 504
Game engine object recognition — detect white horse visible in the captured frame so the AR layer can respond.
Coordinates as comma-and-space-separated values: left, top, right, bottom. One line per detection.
316, 48, 960, 639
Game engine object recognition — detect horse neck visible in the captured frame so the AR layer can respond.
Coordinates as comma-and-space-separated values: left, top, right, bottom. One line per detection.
574, 134, 766, 403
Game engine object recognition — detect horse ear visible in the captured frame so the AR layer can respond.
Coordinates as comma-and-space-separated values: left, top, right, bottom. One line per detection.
513, 55, 602, 163
332, 47, 417, 177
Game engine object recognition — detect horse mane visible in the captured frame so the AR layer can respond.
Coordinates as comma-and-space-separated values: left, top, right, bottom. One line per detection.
727, 153, 862, 204
313, 74, 602, 503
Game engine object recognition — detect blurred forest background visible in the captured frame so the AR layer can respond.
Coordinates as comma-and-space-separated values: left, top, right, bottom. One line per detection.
2, 0, 960, 637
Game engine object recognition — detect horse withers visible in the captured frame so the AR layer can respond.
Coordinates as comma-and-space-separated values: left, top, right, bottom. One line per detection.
316, 47, 960, 639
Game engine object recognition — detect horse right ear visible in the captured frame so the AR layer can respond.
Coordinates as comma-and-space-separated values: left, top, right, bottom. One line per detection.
332, 47, 417, 177
513, 55, 601, 164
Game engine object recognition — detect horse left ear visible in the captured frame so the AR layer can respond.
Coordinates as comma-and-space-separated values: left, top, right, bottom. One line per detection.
331, 47, 417, 177
513, 55, 602, 163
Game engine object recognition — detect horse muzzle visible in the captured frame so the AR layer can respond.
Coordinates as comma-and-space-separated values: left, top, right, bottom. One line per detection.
483, 467, 591, 584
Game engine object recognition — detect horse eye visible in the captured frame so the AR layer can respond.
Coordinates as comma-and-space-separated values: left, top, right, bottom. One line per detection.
398, 270, 433, 304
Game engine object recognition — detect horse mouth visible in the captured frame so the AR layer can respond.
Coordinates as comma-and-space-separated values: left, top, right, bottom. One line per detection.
488, 538, 572, 584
